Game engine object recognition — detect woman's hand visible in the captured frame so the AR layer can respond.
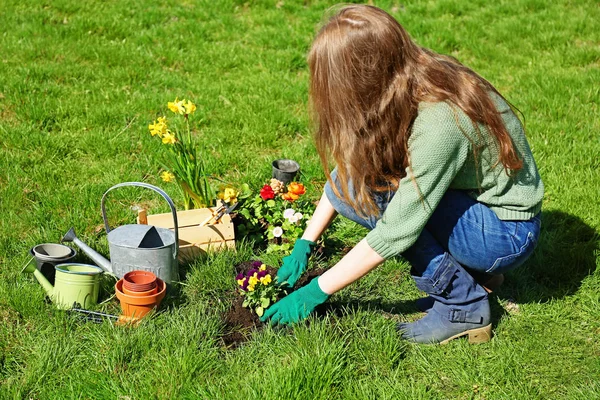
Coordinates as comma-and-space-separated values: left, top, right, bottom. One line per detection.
276, 239, 315, 287
260, 277, 329, 325
263, 239, 386, 325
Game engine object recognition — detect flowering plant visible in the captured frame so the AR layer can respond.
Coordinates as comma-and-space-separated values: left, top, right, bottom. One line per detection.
236, 261, 285, 317
149, 98, 215, 210
237, 179, 314, 253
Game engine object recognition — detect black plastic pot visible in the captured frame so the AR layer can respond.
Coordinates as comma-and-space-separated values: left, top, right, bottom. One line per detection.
272, 159, 300, 183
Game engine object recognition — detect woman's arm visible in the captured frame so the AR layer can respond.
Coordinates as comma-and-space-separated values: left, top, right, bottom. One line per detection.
303, 191, 385, 295
261, 237, 385, 325
301, 191, 338, 242
317, 238, 385, 294
261, 200, 385, 325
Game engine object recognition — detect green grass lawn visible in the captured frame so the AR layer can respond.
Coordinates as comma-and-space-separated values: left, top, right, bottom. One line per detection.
1, 0, 599, 398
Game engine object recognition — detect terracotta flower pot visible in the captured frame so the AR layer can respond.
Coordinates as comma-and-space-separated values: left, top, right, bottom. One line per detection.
122, 285, 158, 296
115, 278, 166, 322
123, 271, 157, 292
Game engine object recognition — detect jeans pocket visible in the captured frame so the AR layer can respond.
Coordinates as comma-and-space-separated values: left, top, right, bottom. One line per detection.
486, 231, 536, 274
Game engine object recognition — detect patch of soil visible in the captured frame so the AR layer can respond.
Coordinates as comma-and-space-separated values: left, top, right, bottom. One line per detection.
221, 261, 327, 349
294, 267, 327, 288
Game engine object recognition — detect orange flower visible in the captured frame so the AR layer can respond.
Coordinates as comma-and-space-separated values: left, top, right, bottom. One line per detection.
281, 182, 305, 202
288, 182, 305, 196
281, 192, 298, 201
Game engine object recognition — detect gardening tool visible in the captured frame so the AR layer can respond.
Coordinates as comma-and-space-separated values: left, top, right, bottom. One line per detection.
69, 308, 119, 323
272, 159, 300, 183
61, 182, 179, 284
217, 201, 239, 222
198, 201, 226, 227
28, 243, 77, 284
198, 200, 239, 227
21, 262, 103, 309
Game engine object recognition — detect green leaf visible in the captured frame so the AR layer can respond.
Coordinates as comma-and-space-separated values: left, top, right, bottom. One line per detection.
266, 199, 276, 207
261, 297, 270, 308
242, 299, 249, 308
256, 307, 264, 317
240, 209, 251, 219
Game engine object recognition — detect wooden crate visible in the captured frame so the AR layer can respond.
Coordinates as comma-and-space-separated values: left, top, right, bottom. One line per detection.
137, 207, 235, 261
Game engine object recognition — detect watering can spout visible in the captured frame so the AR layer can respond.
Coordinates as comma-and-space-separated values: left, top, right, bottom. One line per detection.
21, 260, 54, 297
61, 228, 114, 275
62, 227, 77, 243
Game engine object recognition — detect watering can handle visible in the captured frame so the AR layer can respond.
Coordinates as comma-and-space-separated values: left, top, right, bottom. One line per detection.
101, 182, 179, 259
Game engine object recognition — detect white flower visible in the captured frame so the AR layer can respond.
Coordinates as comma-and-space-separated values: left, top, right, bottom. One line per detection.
287, 212, 303, 224
283, 208, 295, 220
272, 226, 283, 238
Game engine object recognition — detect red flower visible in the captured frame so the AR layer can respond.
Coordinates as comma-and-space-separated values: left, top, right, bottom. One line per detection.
259, 184, 275, 200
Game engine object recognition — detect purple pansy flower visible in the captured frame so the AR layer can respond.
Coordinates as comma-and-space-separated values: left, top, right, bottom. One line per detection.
252, 261, 262, 268
258, 270, 267, 278
247, 269, 258, 277
236, 272, 244, 280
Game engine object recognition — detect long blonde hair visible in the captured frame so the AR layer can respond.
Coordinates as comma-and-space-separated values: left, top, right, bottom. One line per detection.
308, 5, 523, 217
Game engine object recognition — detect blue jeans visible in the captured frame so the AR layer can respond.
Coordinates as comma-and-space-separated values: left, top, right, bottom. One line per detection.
324, 170, 541, 278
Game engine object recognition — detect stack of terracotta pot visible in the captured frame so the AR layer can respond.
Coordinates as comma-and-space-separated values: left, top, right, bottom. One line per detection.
115, 271, 166, 322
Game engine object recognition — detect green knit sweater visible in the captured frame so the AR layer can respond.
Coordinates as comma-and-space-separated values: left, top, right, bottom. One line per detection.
366, 93, 544, 259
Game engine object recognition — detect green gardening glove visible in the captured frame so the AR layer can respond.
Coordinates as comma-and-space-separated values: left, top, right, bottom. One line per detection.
260, 277, 329, 325
276, 239, 315, 287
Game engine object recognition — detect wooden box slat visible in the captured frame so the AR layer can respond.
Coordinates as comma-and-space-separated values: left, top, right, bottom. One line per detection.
179, 240, 235, 259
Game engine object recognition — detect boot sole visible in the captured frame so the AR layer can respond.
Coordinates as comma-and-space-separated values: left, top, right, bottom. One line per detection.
439, 324, 492, 345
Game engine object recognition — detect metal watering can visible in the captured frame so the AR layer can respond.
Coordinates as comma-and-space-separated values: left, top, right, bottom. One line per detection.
21, 261, 103, 309
62, 182, 179, 284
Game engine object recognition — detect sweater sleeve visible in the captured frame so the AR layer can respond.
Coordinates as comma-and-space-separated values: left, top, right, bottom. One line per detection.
366, 103, 472, 259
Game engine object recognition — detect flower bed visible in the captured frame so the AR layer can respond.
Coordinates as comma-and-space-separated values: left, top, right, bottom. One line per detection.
236, 179, 315, 254
221, 261, 327, 348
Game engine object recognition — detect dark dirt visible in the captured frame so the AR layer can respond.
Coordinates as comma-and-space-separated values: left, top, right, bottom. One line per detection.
221, 261, 327, 349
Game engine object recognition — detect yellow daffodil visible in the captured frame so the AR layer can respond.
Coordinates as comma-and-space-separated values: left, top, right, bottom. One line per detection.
148, 123, 160, 136
218, 187, 239, 204
260, 274, 272, 285
183, 100, 196, 115
259, 264, 266, 271
168, 98, 186, 115
161, 131, 177, 145
148, 116, 168, 137
160, 171, 175, 183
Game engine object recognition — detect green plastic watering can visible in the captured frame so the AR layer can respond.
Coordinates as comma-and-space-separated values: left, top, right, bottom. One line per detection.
22, 261, 103, 309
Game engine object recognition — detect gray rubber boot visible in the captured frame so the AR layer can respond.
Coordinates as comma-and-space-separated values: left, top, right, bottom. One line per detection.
398, 254, 492, 344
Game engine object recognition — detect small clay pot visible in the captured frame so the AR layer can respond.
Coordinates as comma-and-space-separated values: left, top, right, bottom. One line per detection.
115, 278, 166, 321
122, 285, 158, 297
32, 243, 74, 259
123, 271, 157, 292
